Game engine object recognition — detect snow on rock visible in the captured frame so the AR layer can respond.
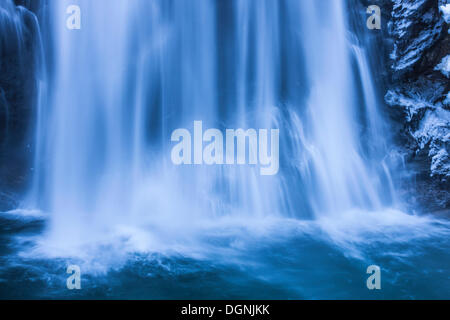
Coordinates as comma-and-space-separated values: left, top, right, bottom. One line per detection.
390, 0, 444, 71
439, 3, 450, 24
385, 78, 445, 121
386, 0, 450, 182
444, 92, 450, 105
385, 76, 449, 178
435, 55, 450, 77
413, 107, 450, 177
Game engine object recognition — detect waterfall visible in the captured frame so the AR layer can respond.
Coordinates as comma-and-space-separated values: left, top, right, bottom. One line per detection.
0, 0, 43, 194
33, 0, 395, 246
292, 0, 389, 215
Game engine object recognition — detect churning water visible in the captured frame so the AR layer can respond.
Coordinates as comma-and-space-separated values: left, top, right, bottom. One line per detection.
1, 0, 449, 299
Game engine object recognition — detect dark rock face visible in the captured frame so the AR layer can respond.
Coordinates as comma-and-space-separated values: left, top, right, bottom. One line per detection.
390, 0, 445, 73
384, 0, 449, 210
0, 0, 41, 197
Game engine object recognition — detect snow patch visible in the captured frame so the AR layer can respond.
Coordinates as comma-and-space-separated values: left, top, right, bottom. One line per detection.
413, 107, 450, 177
385, 90, 434, 121
435, 55, 450, 78
440, 4, 450, 24
444, 92, 450, 106
390, 0, 443, 71
385, 79, 445, 122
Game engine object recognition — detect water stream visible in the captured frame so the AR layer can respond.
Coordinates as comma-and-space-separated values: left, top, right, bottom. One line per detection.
0, 0, 449, 299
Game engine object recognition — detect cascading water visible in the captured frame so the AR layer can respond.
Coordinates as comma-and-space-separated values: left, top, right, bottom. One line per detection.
31, 0, 397, 244
2, 0, 449, 299
290, 1, 390, 216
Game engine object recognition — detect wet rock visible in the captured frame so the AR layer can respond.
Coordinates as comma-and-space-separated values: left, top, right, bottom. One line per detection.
384, 0, 450, 210
413, 107, 450, 177
389, 0, 444, 74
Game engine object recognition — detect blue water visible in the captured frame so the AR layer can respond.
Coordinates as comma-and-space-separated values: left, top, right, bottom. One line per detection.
0, 0, 449, 299
1, 209, 449, 299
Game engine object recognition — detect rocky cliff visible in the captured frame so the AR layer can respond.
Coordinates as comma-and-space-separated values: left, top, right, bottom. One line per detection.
382, 0, 449, 211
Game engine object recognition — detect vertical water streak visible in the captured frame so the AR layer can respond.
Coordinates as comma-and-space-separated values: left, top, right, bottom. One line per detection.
32, 0, 396, 246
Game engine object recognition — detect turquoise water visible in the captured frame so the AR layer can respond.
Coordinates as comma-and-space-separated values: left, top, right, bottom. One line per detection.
1, 209, 448, 299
